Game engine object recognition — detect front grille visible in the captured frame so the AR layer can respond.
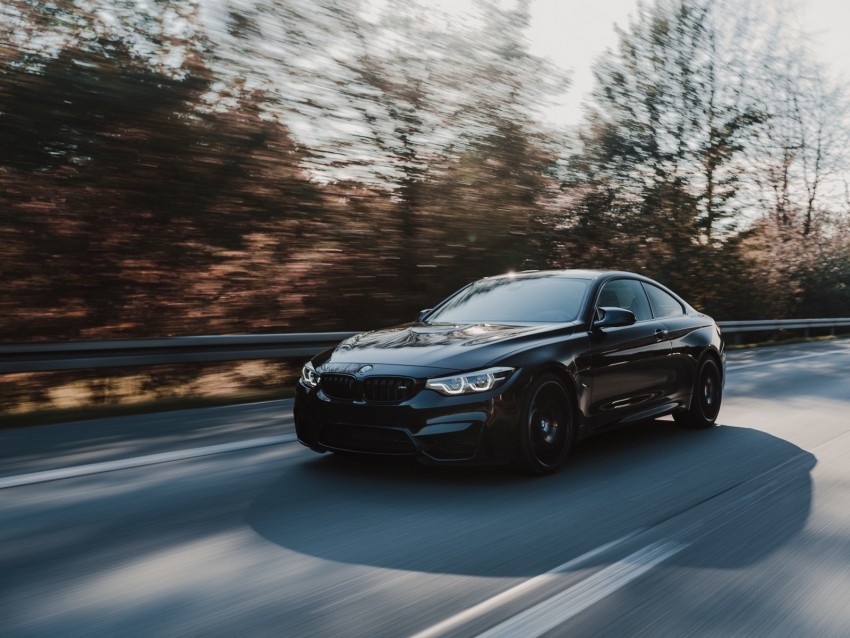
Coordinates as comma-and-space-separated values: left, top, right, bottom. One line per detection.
319, 424, 417, 454
320, 374, 417, 403
364, 377, 417, 403
321, 373, 357, 400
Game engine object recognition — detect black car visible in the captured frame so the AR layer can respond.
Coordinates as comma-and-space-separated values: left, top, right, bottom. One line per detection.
294, 270, 725, 474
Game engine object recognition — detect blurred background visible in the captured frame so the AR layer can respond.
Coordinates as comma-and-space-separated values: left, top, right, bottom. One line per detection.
2, 0, 850, 416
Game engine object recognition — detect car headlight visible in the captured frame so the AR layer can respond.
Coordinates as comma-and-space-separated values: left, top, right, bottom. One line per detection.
426, 367, 514, 396
300, 362, 320, 389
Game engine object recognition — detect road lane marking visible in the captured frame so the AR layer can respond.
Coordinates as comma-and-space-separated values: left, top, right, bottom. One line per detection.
727, 348, 850, 372
409, 529, 647, 638
0, 434, 297, 489
476, 540, 687, 638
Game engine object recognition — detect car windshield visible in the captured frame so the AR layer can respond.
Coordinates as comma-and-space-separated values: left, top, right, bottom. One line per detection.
426, 276, 589, 324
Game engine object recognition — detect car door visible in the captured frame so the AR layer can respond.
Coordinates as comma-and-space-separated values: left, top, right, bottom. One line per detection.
641, 282, 699, 401
585, 278, 673, 428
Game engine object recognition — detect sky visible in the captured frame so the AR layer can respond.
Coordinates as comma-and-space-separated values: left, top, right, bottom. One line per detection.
527, 0, 850, 127
528, 0, 641, 126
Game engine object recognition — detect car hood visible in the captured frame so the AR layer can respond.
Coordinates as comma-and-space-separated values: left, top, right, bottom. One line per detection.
315, 321, 581, 374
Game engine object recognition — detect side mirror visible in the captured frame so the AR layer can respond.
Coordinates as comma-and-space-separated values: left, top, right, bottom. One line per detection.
416, 308, 432, 322
594, 307, 636, 329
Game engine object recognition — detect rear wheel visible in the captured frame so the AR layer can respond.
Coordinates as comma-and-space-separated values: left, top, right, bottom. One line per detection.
518, 374, 576, 475
674, 357, 722, 429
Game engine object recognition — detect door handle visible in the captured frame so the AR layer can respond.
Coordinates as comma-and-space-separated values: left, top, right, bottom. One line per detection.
655, 328, 669, 341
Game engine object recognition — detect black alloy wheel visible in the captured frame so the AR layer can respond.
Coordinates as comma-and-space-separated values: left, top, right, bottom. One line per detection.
518, 374, 575, 475
675, 357, 722, 429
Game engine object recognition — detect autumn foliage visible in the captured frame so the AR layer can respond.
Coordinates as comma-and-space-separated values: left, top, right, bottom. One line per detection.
2, 0, 849, 347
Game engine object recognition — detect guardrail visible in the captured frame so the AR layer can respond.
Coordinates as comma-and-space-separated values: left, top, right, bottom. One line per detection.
717, 318, 850, 345
0, 333, 358, 373
2, 318, 849, 373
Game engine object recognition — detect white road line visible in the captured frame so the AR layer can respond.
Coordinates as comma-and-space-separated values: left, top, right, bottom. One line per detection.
409, 529, 646, 638
728, 348, 850, 372
476, 540, 687, 638
0, 434, 297, 489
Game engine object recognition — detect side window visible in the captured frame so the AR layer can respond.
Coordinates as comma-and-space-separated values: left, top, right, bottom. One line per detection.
643, 283, 685, 318
597, 279, 653, 322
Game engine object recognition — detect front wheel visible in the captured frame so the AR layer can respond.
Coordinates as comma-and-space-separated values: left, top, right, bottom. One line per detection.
517, 374, 576, 475
674, 357, 722, 429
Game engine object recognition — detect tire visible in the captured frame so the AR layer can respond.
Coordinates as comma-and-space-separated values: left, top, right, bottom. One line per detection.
517, 374, 576, 475
674, 357, 722, 429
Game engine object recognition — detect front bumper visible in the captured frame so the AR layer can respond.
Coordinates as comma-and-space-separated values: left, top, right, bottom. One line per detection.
294, 376, 524, 464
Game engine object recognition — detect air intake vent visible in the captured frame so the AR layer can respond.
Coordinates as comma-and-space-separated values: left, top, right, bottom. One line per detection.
319, 424, 416, 454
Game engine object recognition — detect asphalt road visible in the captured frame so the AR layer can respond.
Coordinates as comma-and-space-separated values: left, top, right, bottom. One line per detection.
2, 339, 850, 637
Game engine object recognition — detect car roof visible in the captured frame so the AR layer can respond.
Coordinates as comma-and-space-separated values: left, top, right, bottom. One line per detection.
486, 269, 642, 281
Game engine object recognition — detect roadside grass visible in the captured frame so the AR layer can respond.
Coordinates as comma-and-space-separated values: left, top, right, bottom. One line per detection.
1, 360, 298, 429
0, 388, 295, 430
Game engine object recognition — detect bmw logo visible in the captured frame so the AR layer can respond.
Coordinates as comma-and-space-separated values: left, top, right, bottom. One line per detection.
358, 365, 373, 375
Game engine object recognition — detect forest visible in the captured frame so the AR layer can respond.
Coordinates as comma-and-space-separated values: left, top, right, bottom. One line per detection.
0, 0, 850, 342
2, 0, 849, 346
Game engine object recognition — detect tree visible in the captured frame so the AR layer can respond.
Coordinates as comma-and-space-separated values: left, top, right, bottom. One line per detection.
749, 44, 849, 238
0, 2, 325, 340
209, 0, 569, 319
555, 0, 789, 313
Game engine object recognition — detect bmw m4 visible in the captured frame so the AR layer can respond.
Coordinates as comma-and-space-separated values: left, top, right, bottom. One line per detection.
294, 270, 725, 474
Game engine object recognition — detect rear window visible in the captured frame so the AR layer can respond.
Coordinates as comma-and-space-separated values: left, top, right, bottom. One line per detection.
643, 283, 685, 318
